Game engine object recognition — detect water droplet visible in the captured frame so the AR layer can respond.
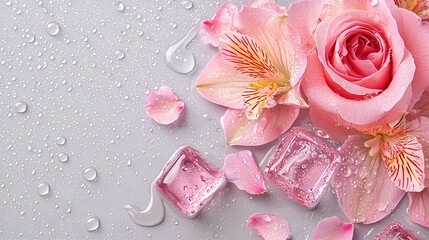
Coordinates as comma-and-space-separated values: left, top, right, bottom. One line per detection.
115, 1, 125, 12
26, 34, 35, 43
165, 22, 198, 74
56, 136, 67, 145
85, 216, 100, 232
46, 22, 61, 36
15, 101, 28, 113
182, 0, 193, 9
115, 50, 125, 60
37, 182, 50, 196
57, 153, 69, 163
83, 167, 98, 181
370, 0, 378, 6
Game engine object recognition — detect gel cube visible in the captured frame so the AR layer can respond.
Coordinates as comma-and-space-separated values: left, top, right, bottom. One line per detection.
373, 222, 419, 240
155, 146, 227, 218
264, 127, 341, 208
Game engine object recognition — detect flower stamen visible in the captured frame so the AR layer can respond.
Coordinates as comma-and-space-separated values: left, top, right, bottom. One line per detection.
242, 80, 281, 120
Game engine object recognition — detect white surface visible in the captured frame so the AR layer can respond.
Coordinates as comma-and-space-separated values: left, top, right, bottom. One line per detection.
0, 0, 428, 239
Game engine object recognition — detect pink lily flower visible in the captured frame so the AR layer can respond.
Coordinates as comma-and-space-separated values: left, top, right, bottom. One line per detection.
333, 111, 429, 224
395, 0, 429, 20
196, 6, 308, 146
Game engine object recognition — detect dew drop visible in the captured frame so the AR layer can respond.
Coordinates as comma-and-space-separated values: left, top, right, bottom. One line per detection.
56, 136, 67, 146
83, 167, 98, 181
15, 101, 28, 113
182, 0, 193, 9
370, 0, 378, 6
46, 22, 61, 36
115, 50, 125, 60
57, 153, 69, 163
115, 1, 125, 12
26, 34, 35, 43
37, 182, 50, 196
165, 22, 198, 74
85, 216, 100, 232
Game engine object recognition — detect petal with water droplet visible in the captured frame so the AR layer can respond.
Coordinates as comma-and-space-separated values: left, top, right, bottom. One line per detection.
247, 213, 291, 240
313, 216, 354, 240
146, 86, 184, 125
223, 150, 266, 195
407, 188, 429, 228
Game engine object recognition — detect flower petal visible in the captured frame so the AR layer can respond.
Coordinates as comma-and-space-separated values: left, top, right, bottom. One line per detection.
405, 117, 429, 186
199, 2, 237, 47
223, 150, 266, 195
222, 105, 299, 146
333, 135, 405, 224
145, 86, 184, 125
313, 216, 354, 240
408, 188, 429, 228
234, 6, 307, 88
380, 134, 425, 192
247, 213, 291, 240
195, 53, 251, 109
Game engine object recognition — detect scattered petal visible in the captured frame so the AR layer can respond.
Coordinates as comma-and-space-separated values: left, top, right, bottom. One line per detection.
333, 135, 405, 224
223, 150, 266, 195
247, 213, 291, 240
223, 105, 299, 146
145, 86, 184, 125
408, 188, 429, 228
313, 216, 354, 240
373, 221, 419, 240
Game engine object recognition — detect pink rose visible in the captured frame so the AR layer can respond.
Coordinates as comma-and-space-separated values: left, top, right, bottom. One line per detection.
288, 0, 429, 140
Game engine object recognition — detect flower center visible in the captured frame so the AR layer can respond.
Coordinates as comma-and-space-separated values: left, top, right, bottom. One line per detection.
395, 0, 429, 20
242, 80, 285, 120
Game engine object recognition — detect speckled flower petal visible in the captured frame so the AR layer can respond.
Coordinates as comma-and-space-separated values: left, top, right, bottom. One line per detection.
408, 188, 429, 228
145, 86, 184, 125
200, 2, 237, 47
313, 216, 354, 240
223, 150, 266, 195
247, 213, 291, 240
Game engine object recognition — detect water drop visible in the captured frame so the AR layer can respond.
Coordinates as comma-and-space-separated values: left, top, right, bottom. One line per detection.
57, 153, 69, 163
370, 0, 378, 6
182, 0, 193, 9
56, 136, 67, 145
83, 167, 98, 181
15, 101, 28, 113
37, 182, 50, 196
26, 34, 35, 43
165, 23, 198, 74
85, 217, 100, 232
46, 22, 61, 36
115, 1, 125, 12
115, 50, 125, 60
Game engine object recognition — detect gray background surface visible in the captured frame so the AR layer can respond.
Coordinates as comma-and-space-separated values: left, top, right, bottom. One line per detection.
1, 0, 428, 239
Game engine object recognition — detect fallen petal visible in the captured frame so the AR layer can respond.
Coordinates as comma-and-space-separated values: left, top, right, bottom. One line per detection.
247, 213, 291, 240
408, 188, 429, 228
373, 222, 419, 240
146, 86, 184, 125
313, 216, 353, 240
223, 150, 266, 195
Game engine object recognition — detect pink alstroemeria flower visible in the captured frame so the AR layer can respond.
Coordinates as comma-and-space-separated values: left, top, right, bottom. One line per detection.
333, 113, 429, 224
196, 5, 307, 146
395, 0, 429, 20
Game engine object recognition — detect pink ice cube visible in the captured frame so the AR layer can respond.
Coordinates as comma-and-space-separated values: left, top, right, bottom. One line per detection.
264, 127, 341, 208
373, 222, 419, 240
155, 146, 227, 218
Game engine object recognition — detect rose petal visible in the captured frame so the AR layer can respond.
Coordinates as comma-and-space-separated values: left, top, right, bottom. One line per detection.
408, 188, 429, 228
223, 105, 299, 146
333, 135, 405, 224
247, 213, 291, 240
223, 150, 266, 195
145, 86, 184, 125
200, 2, 237, 47
313, 216, 354, 240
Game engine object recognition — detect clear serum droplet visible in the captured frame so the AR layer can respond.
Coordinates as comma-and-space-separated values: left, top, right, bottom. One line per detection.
83, 167, 98, 181
86, 216, 100, 232
37, 182, 50, 196
56, 136, 67, 145
57, 153, 69, 163
46, 22, 61, 36
115, 1, 125, 12
165, 22, 198, 74
15, 101, 28, 113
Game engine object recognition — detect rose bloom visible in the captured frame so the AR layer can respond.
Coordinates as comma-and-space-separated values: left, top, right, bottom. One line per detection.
287, 0, 429, 140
